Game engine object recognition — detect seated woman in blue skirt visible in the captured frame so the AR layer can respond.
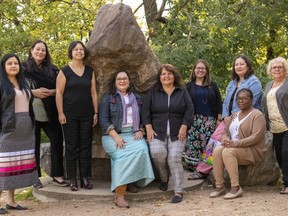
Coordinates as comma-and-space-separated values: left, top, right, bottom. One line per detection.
99, 71, 155, 209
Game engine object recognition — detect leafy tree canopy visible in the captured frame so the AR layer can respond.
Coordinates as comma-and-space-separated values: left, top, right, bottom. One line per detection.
0, 0, 105, 67
1, 0, 288, 92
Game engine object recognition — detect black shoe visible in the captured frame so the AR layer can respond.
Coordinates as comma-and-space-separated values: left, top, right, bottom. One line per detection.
159, 182, 168, 191
80, 178, 93, 189
52, 178, 69, 187
70, 179, 78, 191
171, 194, 183, 203
6, 204, 28, 210
0, 208, 7, 214
33, 178, 43, 189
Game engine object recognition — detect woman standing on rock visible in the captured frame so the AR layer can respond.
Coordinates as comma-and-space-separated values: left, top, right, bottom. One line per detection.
56, 41, 98, 191
0, 53, 38, 213
262, 57, 288, 194
99, 71, 155, 208
23, 40, 68, 188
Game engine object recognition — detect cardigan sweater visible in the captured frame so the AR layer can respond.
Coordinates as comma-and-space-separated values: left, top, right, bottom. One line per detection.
262, 77, 288, 130
221, 109, 267, 163
186, 81, 222, 119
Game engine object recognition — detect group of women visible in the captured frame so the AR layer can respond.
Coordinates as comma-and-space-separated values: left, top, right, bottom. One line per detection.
0, 40, 97, 213
0, 40, 288, 212
183, 55, 288, 200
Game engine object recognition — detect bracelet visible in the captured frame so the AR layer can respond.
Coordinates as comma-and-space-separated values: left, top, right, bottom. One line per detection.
95, 112, 98, 114
139, 128, 145, 135
217, 119, 222, 121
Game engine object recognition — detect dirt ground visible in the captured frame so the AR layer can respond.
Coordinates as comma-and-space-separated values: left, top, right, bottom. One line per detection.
1, 182, 287, 216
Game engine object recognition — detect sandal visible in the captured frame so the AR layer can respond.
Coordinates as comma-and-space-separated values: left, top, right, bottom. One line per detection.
188, 171, 207, 180
279, 186, 288, 194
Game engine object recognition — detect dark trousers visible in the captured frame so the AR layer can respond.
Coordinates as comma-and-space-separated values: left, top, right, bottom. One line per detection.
273, 131, 288, 186
35, 121, 64, 177
63, 116, 93, 179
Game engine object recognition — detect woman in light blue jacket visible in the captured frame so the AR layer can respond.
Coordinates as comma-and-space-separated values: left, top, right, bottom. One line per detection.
189, 55, 263, 181
222, 55, 262, 122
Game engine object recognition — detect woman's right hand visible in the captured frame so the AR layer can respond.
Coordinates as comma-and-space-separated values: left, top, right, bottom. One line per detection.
33, 87, 50, 99
146, 127, 157, 143
58, 113, 66, 125
223, 117, 230, 123
114, 135, 126, 149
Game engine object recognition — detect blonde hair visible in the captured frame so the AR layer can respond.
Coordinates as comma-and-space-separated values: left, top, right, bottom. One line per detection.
267, 57, 288, 77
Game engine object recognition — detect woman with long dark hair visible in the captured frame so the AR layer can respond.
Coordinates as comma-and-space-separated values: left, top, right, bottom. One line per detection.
0, 53, 38, 212
23, 40, 68, 188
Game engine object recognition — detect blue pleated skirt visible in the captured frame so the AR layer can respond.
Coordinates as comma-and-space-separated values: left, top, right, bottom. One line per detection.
102, 127, 155, 191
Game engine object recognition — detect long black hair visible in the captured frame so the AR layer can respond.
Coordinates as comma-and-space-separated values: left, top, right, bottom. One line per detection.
0, 53, 30, 97
26, 40, 54, 78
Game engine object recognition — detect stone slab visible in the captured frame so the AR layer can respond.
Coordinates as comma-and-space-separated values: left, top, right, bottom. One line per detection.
33, 170, 204, 203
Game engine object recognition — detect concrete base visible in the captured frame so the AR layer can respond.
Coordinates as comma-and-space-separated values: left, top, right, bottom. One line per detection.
33, 170, 205, 202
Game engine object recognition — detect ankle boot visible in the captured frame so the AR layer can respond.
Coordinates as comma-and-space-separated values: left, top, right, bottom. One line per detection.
70, 179, 78, 191
114, 195, 129, 208
80, 177, 93, 189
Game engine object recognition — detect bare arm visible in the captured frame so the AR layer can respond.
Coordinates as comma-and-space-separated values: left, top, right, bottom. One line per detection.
56, 70, 66, 124
91, 72, 98, 126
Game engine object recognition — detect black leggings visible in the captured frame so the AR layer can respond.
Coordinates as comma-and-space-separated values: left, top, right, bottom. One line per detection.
62, 116, 93, 179
35, 121, 64, 177
273, 131, 288, 186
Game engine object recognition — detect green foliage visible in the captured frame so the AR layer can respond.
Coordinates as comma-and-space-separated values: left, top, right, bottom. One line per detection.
151, 0, 288, 91
0, 0, 106, 67
14, 188, 33, 200
1, 0, 288, 93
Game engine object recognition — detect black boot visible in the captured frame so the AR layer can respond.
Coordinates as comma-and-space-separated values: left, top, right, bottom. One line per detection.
70, 179, 78, 191
80, 177, 93, 189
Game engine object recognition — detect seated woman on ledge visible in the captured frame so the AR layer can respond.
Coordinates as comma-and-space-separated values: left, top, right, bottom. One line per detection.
99, 71, 155, 209
210, 88, 266, 199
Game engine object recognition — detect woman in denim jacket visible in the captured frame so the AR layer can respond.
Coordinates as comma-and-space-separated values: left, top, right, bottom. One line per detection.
222, 55, 262, 122
99, 71, 154, 209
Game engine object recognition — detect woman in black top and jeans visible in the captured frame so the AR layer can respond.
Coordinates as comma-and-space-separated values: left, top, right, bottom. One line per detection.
56, 41, 98, 191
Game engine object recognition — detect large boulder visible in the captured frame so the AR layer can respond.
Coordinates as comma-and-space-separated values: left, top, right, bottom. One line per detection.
207, 131, 281, 186
86, 3, 160, 98
85, 3, 160, 180
39, 4, 160, 180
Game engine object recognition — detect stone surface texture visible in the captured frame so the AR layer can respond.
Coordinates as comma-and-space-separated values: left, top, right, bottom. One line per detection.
86, 3, 160, 99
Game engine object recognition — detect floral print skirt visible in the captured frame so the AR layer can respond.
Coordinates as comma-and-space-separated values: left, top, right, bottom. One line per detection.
182, 114, 216, 171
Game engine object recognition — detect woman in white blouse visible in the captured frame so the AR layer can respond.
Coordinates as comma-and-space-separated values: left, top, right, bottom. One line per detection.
210, 88, 266, 199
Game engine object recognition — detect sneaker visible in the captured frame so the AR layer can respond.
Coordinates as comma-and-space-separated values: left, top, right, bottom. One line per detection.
33, 178, 43, 189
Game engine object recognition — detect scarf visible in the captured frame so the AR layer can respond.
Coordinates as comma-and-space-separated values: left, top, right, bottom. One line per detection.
117, 90, 140, 132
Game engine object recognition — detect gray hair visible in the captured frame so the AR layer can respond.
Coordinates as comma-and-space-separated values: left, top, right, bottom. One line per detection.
267, 57, 288, 77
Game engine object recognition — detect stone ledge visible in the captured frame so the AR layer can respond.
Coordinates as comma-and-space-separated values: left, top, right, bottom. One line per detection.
32, 171, 205, 202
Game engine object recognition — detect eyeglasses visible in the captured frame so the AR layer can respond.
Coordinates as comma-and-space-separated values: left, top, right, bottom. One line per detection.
195, 67, 206, 70
116, 77, 129, 81
73, 48, 85, 52
272, 66, 283, 70
236, 97, 250, 102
